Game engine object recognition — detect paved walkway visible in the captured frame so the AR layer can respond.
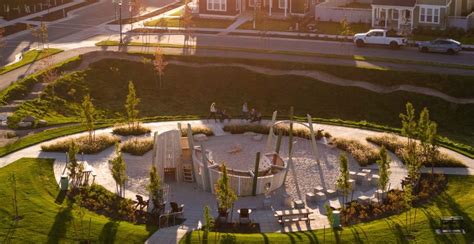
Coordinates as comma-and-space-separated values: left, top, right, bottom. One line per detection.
0, 118, 473, 243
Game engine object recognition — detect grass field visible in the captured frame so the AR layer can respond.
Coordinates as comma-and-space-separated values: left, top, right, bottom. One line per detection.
181, 175, 474, 243
0, 158, 155, 243
0, 48, 62, 75
15, 57, 473, 145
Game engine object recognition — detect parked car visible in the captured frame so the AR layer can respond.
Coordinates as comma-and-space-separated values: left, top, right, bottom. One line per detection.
417, 39, 462, 55
353, 29, 407, 49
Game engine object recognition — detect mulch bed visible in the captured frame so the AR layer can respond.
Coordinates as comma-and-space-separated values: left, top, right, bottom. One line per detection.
1, 23, 36, 37
29, 0, 98, 22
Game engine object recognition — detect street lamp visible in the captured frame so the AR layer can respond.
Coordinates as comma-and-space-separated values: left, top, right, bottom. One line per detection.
115, 0, 123, 44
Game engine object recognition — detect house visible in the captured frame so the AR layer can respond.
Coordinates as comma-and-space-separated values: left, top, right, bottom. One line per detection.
197, 0, 312, 19
371, 0, 474, 32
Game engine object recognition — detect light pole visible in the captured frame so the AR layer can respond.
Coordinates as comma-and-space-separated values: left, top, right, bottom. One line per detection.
119, 0, 123, 44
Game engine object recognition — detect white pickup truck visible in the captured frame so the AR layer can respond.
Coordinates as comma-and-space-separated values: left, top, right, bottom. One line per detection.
353, 29, 407, 49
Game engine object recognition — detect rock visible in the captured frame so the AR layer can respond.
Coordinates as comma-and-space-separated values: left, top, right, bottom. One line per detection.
194, 133, 208, 141
18, 122, 32, 128
38, 119, 48, 126
252, 134, 263, 141
243, 131, 256, 136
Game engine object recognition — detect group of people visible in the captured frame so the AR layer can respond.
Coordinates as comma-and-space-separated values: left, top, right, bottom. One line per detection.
208, 102, 262, 123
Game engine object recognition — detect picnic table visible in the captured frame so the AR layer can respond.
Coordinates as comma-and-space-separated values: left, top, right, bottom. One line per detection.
440, 216, 464, 232
274, 209, 314, 227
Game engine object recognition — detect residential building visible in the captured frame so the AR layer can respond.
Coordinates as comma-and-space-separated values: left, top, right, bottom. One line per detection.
197, 0, 312, 19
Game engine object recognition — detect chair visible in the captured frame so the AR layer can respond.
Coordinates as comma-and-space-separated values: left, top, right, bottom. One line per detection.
170, 202, 184, 217
238, 208, 251, 224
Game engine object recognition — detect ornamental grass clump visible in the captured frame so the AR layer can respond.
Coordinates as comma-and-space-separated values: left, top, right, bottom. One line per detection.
222, 124, 331, 140
112, 124, 151, 136
330, 138, 378, 166
367, 134, 465, 168
180, 125, 214, 137
121, 137, 154, 156
41, 134, 120, 154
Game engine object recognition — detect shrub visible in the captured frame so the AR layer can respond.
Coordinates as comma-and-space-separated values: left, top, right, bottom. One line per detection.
112, 124, 151, 136
222, 124, 331, 140
367, 134, 466, 168
71, 184, 136, 222
330, 138, 378, 166
41, 134, 120, 154
180, 125, 214, 137
121, 137, 154, 156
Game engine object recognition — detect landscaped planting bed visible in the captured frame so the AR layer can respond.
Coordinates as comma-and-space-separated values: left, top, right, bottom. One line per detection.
121, 137, 154, 156
41, 134, 120, 154
180, 125, 214, 137
329, 137, 378, 166
367, 134, 466, 168
223, 124, 330, 140
112, 125, 151, 136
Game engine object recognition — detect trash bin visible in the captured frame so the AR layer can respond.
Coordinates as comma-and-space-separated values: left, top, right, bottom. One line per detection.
60, 175, 69, 191
332, 210, 341, 228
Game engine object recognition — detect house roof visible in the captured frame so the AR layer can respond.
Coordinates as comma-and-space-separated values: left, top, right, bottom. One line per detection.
372, 0, 416, 7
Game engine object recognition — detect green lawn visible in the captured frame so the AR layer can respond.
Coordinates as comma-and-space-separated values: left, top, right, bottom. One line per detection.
0, 158, 156, 243
0, 48, 63, 75
182, 175, 474, 243
144, 17, 234, 29
413, 34, 474, 45
238, 20, 370, 35
13, 57, 474, 148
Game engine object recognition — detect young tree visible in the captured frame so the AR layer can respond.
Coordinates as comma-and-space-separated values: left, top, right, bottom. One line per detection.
40, 56, 58, 97
147, 165, 164, 215
181, 0, 193, 35
81, 94, 96, 143
400, 102, 421, 183
336, 153, 351, 210
125, 81, 140, 130
153, 47, 167, 89
67, 141, 80, 188
202, 205, 214, 242
376, 146, 391, 194
109, 143, 128, 197
403, 184, 414, 234
0, 28, 5, 60
214, 163, 237, 222
339, 17, 353, 36
417, 108, 439, 175
8, 173, 20, 220
29, 22, 48, 49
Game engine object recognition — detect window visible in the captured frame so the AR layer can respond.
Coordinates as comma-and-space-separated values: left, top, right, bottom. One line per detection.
279, 0, 286, 9
207, 0, 226, 11
249, 0, 254, 7
392, 9, 399, 20
419, 6, 440, 24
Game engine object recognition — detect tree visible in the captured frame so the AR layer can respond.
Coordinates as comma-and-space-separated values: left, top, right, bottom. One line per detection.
181, 0, 193, 35
403, 184, 414, 234
29, 22, 48, 49
147, 165, 164, 215
400, 102, 422, 183
202, 205, 214, 242
417, 108, 439, 175
8, 173, 20, 220
67, 141, 81, 188
125, 81, 140, 130
336, 153, 351, 211
153, 47, 167, 89
214, 163, 237, 222
0, 28, 5, 60
81, 94, 96, 143
376, 146, 391, 194
109, 143, 127, 197
40, 56, 58, 97
339, 17, 353, 36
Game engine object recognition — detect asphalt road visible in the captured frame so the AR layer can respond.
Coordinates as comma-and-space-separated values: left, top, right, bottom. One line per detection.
0, 0, 176, 65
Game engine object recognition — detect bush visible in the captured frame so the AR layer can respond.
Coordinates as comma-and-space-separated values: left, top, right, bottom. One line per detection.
330, 138, 378, 166
180, 125, 214, 137
121, 137, 154, 156
367, 134, 466, 168
222, 124, 331, 140
41, 134, 120, 154
71, 184, 136, 222
112, 125, 151, 136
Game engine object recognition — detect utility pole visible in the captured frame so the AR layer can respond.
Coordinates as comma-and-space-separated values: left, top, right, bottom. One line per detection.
119, 0, 123, 44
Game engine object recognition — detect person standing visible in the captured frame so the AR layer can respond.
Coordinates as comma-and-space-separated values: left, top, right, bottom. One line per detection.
208, 102, 217, 122
242, 102, 249, 120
